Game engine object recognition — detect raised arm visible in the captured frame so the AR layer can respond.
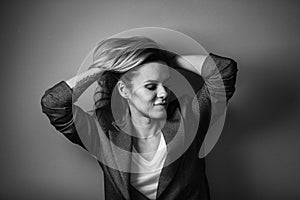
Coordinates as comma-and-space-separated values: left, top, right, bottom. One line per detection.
41, 68, 104, 153
175, 54, 207, 76
174, 53, 238, 159
65, 68, 103, 97
175, 53, 238, 104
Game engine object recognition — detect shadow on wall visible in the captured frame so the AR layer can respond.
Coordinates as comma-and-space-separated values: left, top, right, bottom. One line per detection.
229, 64, 300, 135
206, 58, 300, 200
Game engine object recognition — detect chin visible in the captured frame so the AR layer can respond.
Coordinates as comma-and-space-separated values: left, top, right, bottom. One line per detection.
149, 110, 167, 120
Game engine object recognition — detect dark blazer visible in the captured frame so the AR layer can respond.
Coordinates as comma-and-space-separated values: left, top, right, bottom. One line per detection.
41, 53, 237, 200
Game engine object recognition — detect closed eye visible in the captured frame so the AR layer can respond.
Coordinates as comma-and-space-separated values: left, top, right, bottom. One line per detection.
145, 83, 157, 91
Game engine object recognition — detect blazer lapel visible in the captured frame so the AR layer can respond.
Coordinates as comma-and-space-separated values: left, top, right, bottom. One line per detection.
93, 113, 132, 200
107, 121, 133, 200
156, 108, 185, 199
99, 98, 186, 200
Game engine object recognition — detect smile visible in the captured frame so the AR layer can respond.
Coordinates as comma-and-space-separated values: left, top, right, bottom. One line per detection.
154, 103, 167, 107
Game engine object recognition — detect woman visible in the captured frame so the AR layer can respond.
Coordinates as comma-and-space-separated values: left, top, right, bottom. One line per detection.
41, 36, 237, 200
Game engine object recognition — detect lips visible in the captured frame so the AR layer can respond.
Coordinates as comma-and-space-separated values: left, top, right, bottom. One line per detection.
154, 102, 167, 106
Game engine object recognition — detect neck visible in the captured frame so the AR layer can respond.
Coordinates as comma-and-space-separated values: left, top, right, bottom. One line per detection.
130, 115, 165, 139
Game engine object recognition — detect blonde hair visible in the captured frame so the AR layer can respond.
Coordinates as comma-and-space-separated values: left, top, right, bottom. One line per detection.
92, 37, 162, 127
90, 36, 161, 72
92, 36, 178, 128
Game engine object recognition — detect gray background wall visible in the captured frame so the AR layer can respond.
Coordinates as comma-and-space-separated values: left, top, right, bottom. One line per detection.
1, 0, 300, 199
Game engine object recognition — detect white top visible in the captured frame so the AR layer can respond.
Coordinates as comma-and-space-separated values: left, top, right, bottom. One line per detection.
130, 132, 167, 200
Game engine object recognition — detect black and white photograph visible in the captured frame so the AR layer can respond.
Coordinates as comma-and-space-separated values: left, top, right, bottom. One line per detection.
1, 1, 299, 200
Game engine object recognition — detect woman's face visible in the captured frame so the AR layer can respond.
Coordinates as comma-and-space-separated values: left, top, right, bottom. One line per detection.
123, 62, 171, 120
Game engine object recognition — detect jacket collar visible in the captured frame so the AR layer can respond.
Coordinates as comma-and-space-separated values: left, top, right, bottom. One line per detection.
108, 105, 185, 200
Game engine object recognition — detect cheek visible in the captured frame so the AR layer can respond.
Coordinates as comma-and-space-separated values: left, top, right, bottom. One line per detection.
143, 91, 157, 103
132, 90, 155, 105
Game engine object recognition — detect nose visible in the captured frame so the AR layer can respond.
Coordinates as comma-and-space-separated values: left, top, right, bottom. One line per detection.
157, 84, 168, 99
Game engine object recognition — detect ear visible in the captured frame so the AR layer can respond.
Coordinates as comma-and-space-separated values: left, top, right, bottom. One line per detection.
117, 80, 130, 99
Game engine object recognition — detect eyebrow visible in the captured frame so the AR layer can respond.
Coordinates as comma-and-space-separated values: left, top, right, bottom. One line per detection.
144, 77, 171, 84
